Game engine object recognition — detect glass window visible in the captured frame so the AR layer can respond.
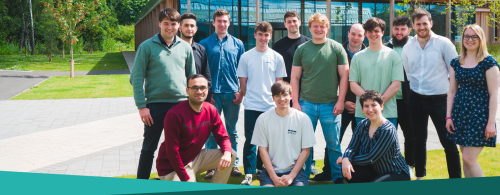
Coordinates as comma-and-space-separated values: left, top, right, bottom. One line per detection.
429, 4, 447, 37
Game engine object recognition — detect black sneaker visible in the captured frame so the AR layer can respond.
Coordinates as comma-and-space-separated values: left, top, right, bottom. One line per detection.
204, 169, 215, 179
309, 172, 332, 182
231, 167, 243, 177
334, 177, 345, 184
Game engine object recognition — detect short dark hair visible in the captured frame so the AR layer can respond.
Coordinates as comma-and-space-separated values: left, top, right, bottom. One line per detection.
359, 90, 383, 106
363, 17, 386, 32
213, 9, 230, 21
180, 13, 197, 24
393, 16, 411, 28
187, 74, 207, 87
284, 11, 300, 22
271, 80, 292, 96
255, 21, 273, 33
159, 8, 180, 22
411, 8, 432, 23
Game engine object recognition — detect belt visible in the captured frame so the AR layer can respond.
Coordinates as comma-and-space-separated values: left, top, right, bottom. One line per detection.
410, 90, 447, 98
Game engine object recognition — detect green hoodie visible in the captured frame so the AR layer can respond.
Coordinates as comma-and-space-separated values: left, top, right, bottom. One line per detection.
130, 34, 196, 109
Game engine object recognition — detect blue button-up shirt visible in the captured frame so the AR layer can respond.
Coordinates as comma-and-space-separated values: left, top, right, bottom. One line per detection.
200, 33, 245, 93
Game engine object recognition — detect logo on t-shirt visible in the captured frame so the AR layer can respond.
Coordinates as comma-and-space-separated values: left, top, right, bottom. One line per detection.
184, 121, 210, 131
287, 129, 297, 135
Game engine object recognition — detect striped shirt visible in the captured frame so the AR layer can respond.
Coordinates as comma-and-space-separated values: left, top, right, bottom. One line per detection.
343, 119, 410, 176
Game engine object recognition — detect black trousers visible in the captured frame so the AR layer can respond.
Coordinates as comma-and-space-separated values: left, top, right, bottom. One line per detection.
136, 102, 179, 179
346, 164, 410, 183
322, 110, 357, 175
397, 99, 415, 167
408, 92, 461, 178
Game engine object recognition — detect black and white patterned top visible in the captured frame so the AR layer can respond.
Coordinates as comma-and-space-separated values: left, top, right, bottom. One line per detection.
447, 55, 498, 147
343, 119, 410, 176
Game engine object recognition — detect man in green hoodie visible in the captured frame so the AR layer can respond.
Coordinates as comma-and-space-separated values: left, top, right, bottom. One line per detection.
130, 8, 196, 180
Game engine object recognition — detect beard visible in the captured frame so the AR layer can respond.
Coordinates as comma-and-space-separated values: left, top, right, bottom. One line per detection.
392, 34, 409, 47
181, 31, 194, 39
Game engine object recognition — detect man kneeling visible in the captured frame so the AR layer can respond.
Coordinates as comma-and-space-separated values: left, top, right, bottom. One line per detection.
251, 81, 316, 186
156, 74, 236, 183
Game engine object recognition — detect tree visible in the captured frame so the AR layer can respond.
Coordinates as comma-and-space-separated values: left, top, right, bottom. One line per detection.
29, 0, 35, 55
44, 0, 105, 78
396, 0, 426, 17
109, 0, 148, 25
40, 6, 60, 62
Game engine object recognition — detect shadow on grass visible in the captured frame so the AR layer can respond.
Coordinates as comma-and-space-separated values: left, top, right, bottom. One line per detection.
89, 52, 129, 72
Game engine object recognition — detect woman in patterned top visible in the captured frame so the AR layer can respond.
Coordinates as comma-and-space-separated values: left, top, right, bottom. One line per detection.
336, 90, 410, 183
446, 24, 498, 178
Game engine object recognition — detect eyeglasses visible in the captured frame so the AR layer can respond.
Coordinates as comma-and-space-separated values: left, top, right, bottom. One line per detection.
188, 86, 208, 92
463, 35, 479, 41
273, 93, 290, 98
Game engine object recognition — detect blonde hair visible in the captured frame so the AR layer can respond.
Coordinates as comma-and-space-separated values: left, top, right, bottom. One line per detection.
459, 24, 489, 64
308, 13, 329, 29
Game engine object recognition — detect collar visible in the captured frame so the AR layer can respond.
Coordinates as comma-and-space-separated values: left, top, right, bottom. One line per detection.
155, 33, 178, 47
347, 42, 363, 53
211, 33, 229, 42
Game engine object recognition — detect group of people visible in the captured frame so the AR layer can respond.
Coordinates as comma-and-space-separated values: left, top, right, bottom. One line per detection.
129, 7, 498, 186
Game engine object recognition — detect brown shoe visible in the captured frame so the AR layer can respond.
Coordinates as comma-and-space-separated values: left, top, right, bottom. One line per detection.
204, 169, 215, 179
231, 167, 243, 177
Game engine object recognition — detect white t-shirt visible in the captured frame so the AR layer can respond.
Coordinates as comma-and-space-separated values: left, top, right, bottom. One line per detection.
236, 48, 287, 112
251, 108, 316, 173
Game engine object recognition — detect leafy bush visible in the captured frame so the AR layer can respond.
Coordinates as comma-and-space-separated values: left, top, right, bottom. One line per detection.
0, 41, 18, 55
101, 37, 116, 52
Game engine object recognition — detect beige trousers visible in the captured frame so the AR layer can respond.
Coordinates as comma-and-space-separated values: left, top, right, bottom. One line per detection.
159, 149, 237, 184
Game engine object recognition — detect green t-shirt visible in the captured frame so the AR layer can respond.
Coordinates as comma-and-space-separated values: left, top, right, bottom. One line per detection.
292, 39, 348, 104
349, 46, 404, 118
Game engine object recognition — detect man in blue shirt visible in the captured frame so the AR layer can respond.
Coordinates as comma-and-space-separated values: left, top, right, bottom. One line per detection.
200, 8, 245, 178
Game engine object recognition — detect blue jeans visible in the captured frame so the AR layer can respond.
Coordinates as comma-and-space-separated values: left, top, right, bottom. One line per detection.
205, 93, 240, 167
259, 169, 309, 186
356, 117, 397, 128
299, 99, 342, 181
243, 110, 264, 174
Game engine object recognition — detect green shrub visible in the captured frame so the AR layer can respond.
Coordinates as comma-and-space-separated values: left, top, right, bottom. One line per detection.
0, 41, 18, 55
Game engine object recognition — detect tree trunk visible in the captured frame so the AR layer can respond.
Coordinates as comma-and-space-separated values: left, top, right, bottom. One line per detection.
19, 0, 25, 53
49, 53, 52, 62
25, 39, 28, 56
90, 48, 93, 54
19, 27, 24, 53
29, 0, 35, 55
62, 45, 65, 58
70, 34, 74, 78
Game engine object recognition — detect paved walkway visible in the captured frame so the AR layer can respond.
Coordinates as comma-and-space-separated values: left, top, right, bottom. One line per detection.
0, 51, 498, 178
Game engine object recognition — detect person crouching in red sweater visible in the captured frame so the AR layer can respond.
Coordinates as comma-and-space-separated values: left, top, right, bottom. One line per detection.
156, 74, 236, 183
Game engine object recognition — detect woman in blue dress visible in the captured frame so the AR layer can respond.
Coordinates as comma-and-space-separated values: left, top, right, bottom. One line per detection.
446, 24, 498, 178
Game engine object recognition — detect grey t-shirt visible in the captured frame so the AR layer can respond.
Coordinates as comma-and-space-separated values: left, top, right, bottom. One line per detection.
251, 108, 316, 173
236, 48, 287, 112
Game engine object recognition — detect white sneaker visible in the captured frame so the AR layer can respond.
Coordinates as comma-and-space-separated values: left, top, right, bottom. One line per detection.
240, 174, 252, 185
408, 166, 416, 179
311, 165, 319, 175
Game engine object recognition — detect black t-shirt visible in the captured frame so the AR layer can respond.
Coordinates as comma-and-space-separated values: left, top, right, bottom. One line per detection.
272, 35, 311, 84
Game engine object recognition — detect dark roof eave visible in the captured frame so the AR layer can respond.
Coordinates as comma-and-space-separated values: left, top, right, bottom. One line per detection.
134, 0, 164, 26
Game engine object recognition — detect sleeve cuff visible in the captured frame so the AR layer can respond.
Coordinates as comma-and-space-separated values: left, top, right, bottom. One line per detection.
178, 172, 190, 181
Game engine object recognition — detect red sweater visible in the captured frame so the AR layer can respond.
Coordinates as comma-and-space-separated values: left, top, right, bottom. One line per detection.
156, 101, 232, 181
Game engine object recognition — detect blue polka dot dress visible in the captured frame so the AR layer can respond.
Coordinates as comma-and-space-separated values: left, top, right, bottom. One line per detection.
447, 55, 498, 147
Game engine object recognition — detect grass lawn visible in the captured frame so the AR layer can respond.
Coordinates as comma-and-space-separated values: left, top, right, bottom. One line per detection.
0, 52, 129, 71
115, 146, 499, 185
10, 75, 132, 100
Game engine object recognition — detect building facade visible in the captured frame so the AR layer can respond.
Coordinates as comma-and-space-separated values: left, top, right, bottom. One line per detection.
135, 0, 492, 51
